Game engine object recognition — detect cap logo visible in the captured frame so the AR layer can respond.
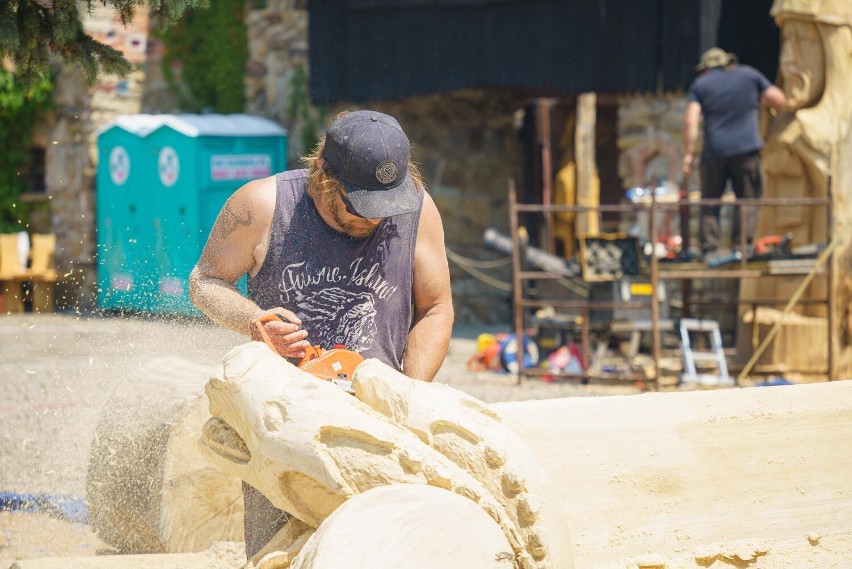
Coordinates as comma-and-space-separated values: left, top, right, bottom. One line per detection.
375, 160, 398, 184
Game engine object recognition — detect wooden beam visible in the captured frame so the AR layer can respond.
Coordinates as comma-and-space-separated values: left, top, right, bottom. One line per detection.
575, 93, 599, 236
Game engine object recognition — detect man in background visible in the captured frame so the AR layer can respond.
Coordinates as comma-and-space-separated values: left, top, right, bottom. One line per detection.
682, 47, 787, 256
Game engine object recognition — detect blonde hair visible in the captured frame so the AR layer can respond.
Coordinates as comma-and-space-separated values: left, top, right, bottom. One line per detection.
300, 110, 426, 201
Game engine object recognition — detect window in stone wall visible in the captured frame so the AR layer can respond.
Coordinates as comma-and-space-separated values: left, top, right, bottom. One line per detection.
19, 147, 46, 195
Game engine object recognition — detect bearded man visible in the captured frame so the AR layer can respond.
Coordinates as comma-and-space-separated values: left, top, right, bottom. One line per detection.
189, 109, 454, 558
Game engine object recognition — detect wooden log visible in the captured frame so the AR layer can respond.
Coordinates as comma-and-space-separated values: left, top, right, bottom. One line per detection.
86, 357, 243, 554
288, 485, 514, 569
82, 343, 852, 568
494, 381, 852, 569
574, 92, 599, 236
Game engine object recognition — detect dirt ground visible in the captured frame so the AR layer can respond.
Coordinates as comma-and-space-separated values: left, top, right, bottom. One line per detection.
0, 312, 640, 566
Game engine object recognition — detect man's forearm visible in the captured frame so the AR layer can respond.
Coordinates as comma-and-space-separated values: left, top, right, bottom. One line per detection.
402, 304, 454, 382
189, 268, 264, 336
683, 124, 698, 156
682, 101, 702, 158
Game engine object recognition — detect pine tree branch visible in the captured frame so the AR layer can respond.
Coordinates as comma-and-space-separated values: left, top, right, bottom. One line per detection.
2, 0, 205, 90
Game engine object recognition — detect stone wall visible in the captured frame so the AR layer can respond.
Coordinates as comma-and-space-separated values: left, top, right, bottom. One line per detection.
44, 62, 97, 311
244, 0, 309, 163
616, 93, 692, 193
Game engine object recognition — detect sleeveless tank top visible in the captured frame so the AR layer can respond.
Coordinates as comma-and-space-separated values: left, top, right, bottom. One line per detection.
248, 169, 423, 370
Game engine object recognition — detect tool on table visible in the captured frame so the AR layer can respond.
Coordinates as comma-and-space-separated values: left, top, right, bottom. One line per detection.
251, 313, 363, 393
753, 233, 793, 257
706, 233, 794, 267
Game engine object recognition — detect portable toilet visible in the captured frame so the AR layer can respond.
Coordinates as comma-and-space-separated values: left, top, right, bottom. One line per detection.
96, 115, 168, 313
96, 114, 287, 315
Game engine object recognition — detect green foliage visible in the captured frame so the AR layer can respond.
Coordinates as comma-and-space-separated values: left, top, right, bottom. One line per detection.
0, 0, 205, 91
157, 1, 247, 113
288, 64, 326, 153
0, 69, 52, 232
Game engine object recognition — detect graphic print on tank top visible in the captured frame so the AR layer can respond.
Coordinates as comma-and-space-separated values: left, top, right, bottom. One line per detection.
275, 207, 403, 354
298, 288, 377, 352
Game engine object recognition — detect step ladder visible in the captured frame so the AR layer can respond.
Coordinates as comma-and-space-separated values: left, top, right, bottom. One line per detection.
679, 318, 733, 386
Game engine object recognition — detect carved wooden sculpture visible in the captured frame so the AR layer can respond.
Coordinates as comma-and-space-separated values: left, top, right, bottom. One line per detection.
761, 0, 852, 247
81, 340, 852, 568
740, 0, 852, 374
199, 341, 573, 569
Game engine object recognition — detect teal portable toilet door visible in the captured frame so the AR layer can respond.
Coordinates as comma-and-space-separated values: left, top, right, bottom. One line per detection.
96, 116, 165, 312
146, 124, 197, 315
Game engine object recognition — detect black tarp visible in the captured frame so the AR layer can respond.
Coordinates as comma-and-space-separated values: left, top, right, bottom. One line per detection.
309, 0, 703, 103
716, 0, 779, 82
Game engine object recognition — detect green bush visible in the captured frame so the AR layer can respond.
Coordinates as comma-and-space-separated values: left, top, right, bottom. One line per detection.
158, 1, 247, 113
0, 69, 52, 233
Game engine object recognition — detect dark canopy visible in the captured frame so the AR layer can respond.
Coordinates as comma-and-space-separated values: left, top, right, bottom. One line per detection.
308, 0, 704, 103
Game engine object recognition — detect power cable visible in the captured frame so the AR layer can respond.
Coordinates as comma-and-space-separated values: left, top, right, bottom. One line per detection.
446, 248, 513, 292
446, 247, 590, 297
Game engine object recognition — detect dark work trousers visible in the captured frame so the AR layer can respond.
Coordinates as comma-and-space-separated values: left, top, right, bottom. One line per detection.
242, 482, 291, 559
699, 150, 763, 251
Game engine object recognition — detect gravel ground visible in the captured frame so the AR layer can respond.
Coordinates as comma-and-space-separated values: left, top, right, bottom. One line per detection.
0, 312, 638, 563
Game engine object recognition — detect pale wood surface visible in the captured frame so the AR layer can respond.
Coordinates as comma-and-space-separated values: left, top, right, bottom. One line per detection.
741, 0, 852, 375
574, 93, 599, 236
494, 381, 852, 568
289, 485, 514, 569
62, 330, 852, 569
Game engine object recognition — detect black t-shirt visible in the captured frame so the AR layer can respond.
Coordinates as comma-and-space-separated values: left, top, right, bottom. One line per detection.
687, 65, 773, 158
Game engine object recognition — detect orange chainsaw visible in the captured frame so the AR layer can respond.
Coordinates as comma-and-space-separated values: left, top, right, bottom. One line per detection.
251, 313, 364, 393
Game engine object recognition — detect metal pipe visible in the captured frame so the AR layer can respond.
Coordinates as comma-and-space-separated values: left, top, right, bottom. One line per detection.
508, 180, 525, 386
484, 228, 580, 278
650, 186, 661, 389
827, 175, 834, 381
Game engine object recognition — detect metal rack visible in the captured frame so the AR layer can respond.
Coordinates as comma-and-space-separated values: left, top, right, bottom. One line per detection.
508, 179, 835, 387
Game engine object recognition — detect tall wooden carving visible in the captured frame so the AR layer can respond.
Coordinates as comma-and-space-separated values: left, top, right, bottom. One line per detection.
740, 0, 852, 375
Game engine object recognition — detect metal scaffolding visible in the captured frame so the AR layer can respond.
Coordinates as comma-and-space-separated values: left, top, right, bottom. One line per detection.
508, 179, 835, 388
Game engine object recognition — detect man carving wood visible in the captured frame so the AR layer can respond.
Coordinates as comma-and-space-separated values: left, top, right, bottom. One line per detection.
189, 110, 455, 558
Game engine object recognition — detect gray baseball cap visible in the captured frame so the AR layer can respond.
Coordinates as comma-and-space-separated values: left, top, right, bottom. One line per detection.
696, 47, 738, 72
322, 110, 420, 218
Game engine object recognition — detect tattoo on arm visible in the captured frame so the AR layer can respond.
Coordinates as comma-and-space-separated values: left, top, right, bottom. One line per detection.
218, 202, 253, 239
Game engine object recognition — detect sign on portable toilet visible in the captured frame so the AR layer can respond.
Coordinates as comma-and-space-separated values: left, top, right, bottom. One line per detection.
95, 114, 287, 316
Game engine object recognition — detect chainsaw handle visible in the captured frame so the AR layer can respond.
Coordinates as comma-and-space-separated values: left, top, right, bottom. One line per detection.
251, 313, 322, 366
251, 313, 282, 353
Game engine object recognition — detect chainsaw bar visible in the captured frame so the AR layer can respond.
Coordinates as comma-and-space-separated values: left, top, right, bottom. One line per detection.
330, 378, 355, 394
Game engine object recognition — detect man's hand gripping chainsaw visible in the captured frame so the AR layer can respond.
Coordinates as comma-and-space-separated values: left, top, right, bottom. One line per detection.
251, 313, 364, 393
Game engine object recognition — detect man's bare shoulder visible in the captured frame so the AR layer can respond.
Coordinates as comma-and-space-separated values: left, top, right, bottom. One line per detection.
232, 174, 278, 210
415, 191, 446, 247
210, 175, 278, 244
